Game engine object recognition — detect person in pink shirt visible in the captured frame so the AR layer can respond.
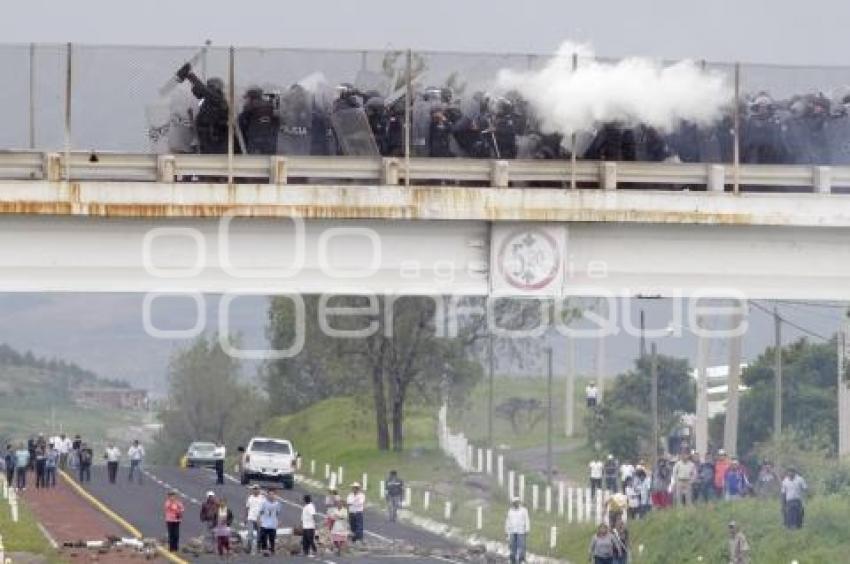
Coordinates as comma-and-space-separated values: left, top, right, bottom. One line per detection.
164, 490, 185, 552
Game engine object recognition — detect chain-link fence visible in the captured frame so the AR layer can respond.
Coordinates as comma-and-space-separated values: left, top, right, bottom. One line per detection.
2, 42, 850, 172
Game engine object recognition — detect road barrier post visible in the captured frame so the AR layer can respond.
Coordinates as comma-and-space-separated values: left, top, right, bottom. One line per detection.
519, 474, 526, 503
329, 472, 338, 490
476, 506, 483, 530
444, 501, 452, 520
309, 460, 316, 475
337, 466, 344, 485
8, 488, 18, 523
585, 489, 592, 523
362, 473, 368, 492
532, 484, 539, 511
497, 455, 504, 486
486, 449, 493, 475
404, 487, 411, 508
423, 491, 430, 511
324, 464, 330, 479
550, 526, 557, 551
545, 486, 552, 514
379, 480, 386, 499
508, 471, 515, 499
1, 476, 7, 499
567, 487, 574, 523
557, 482, 565, 516
576, 488, 583, 522
477, 448, 484, 473
595, 491, 603, 524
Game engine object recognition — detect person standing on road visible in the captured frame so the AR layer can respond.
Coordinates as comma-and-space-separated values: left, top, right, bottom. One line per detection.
301, 494, 318, 557
214, 441, 225, 485
200, 490, 219, 548
672, 451, 696, 506
619, 460, 635, 493
34, 445, 47, 489
71, 435, 82, 469
589, 523, 615, 564
127, 440, 145, 485
104, 443, 121, 484
385, 470, 404, 522
724, 459, 748, 501
57, 434, 73, 470
727, 521, 750, 563
612, 520, 629, 564
328, 497, 350, 556
213, 497, 234, 558
164, 490, 185, 553
45, 443, 58, 488
346, 482, 366, 543
3, 444, 14, 486
781, 468, 807, 529
258, 490, 281, 555
78, 443, 93, 483
586, 382, 599, 408
243, 485, 263, 555
14, 443, 30, 490
505, 497, 530, 564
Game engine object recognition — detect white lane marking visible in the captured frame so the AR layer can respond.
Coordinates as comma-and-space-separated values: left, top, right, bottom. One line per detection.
36, 522, 59, 549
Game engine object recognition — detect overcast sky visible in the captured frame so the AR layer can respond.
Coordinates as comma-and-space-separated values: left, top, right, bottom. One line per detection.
2, 0, 848, 66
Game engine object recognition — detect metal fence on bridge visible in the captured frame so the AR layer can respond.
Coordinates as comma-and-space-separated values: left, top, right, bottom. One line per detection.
3, 43, 850, 190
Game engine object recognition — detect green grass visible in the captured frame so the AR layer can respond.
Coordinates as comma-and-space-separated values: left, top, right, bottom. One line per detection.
0, 398, 148, 454
0, 490, 59, 560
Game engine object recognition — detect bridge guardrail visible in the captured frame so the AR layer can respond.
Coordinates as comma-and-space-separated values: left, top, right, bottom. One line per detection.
3, 151, 850, 194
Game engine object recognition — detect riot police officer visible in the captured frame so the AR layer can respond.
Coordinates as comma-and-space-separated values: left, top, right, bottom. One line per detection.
428, 105, 454, 158
238, 86, 280, 155
176, 63, 229, 155
491, 97, 518, 159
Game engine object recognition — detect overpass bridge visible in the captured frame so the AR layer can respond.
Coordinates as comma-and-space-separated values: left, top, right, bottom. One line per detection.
1, 151, 849, 299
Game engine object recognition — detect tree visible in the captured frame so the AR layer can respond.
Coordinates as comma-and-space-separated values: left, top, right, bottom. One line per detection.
722, 336, 838, 457
152, 335, 266, 464
591, 354, 695, 459
495, 397, 545, 434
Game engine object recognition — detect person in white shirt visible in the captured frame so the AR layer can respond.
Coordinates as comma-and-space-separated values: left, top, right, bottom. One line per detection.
301, 494, 318, 557
619, 461, 635, 492
781, 468, 807, 529
671, 452, 696, 505
588, 458, 604, 497
127, 440, 145, 485
104, 443, 121, 484
585, 383, 599, 408
346, 482, 366, 543
243, 485, 264, 554
504, 498, 530, 564
56, 434, 73, 470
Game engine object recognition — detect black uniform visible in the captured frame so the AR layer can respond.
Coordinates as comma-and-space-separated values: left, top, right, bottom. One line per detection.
238, 91, 279, 155
177, 65, 229, 155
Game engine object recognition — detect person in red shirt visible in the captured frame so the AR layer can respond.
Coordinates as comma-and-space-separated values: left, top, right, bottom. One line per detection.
164, 490, 185, 552
714, 449, 731, 497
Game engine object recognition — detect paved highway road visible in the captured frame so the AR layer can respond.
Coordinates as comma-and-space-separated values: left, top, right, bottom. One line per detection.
73, 464, 466, 564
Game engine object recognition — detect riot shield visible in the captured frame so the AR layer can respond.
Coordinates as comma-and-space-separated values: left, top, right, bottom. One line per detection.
277, 86, 313, 155
410, 97, 435, 157
781, 118, 819, 164
330, 107, 380, 156
824, 115, 850, 164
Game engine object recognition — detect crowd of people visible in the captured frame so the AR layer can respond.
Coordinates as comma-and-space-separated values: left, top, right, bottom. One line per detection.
159, 61, 850, 171
165, 478, 373, 558
2, 434, 145, 490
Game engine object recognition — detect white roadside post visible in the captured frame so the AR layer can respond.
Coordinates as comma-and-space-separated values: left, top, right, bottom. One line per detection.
329, 472, 338, 490
362, 473, 368, 492
466, 445, 474, 472
476, 506, 483, 530
379, 480, 386, 500
324, 463, 330, 480
519, 475, 526, 503
404, 487, 412, 508
532, 484, 539, 512
309, 459, 316, 475
337, 466, 344, 485
508, 471, 516, 499
477, 448, 484, 473
8, 488, 18, 523
550, 526, 557, 551
567, 487, 574, 523
557, 481, 565, 516
486, 449, 493, 475
576, 488, 583, 522
423, 491, 431, 511
595, 490, 603, 524
585, 489, 592, 523
444, 501, 452, 520
497, 455, 505, 486
545, 486, 552, 514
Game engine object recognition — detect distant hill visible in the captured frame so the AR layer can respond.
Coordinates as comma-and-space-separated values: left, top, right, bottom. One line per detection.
0, 342, 128, 404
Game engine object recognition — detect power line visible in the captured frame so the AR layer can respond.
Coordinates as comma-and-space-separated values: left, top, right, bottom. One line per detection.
750, 300, 831, 341
776, 300, 845, 323
776, 299, 849, 311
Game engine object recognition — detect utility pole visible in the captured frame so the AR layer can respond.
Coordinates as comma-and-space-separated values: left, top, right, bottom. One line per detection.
546, 347, 554, 487
565, 335, 575, 437
695, 316, 709, 457
724, 303, 744, 458
596, 298, 606, 405
839, 320, 850, 458
639, 309, 647, 359
487, 330, 495, 447
650, 343, 659, 468
773, 303, 782, 444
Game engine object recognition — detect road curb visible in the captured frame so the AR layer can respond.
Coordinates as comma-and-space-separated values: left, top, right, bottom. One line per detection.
59, 470, 189, 564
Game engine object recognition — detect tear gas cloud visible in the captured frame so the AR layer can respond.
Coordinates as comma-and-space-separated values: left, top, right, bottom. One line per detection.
497, 41, 730, 137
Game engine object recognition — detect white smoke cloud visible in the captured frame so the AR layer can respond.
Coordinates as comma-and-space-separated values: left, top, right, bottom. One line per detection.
497, 41, 731, 137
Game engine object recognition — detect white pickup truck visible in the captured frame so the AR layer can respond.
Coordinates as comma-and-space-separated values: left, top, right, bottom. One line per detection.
238, 437, 297, 489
